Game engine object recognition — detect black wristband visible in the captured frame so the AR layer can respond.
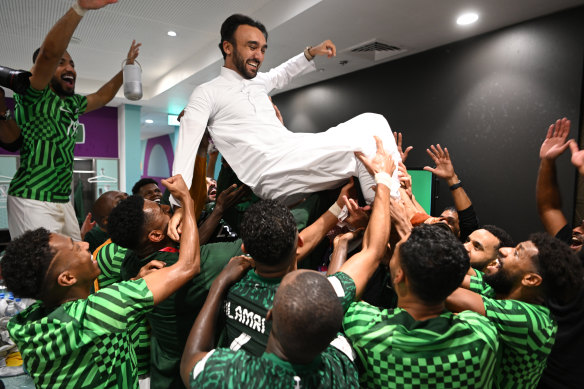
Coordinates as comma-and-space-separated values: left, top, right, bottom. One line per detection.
449, 181, 462, 191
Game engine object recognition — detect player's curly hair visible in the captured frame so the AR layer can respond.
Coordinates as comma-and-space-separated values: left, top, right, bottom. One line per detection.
1, 228, 55, 299
530, 232, 584, 304
399, 224, 469, 304
108, 195, 146, 251
240, 199, 297, 265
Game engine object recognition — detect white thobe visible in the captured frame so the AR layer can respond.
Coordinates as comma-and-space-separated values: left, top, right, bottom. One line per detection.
172, 53, 400, 206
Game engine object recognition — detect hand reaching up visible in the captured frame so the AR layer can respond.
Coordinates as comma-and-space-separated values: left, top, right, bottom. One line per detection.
540, 118, 571, 160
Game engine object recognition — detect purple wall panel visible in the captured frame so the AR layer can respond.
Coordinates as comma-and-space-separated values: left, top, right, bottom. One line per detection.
75, 105, 118, 158
142, 134, 174, 186
0, 97, 118, 158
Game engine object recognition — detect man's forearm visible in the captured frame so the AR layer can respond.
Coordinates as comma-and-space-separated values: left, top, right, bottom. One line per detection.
143, 196, 200, 305
297, 208, 338, 262
197, 207, 223, 245
536, 159, 562, 211
86, 71, 123, 112
363, 184, 390, 255
446, 174, 472, 211
37, 8, 82, 63
176, 197, 199, 273
180, 277, 229, 384
29, 7, 84, 91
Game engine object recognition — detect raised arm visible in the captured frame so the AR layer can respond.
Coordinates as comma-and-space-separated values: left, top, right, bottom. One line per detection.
445, 287, 486, 316
180, 256, 253, 385
326, 228, 364, 276
29, 0, 118, 91
337, 136, 394, 298
170, 91, 212, 207
85, 40, 141, 113
424, 144, 477, 239
296, 178, 355, 262
197, 184, 249, 244
536, 118, 571, 236
424, 144, 471, 211
263, 40, 336, 92
142, 174, 200, 305
569, 139, 584, 176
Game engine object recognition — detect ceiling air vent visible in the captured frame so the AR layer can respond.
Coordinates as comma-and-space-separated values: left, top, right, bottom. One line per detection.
345, 39, 406, 62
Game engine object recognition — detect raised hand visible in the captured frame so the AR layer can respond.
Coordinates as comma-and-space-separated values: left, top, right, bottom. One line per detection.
343, 196, 370, 230
393, 132, 413, 163
540, 118, 571, 160
78, 0, 119, 10
162, 175, 189, 200
355, 136, 396, 176
424, 144, 456, 181
397, 162, 413, 199
80, 212, 96, 240
214, 255, 254, 288
569, 140, 584, 176
215, 184, 250, 213
125, 39, 141, 65
310, 40, 336, 58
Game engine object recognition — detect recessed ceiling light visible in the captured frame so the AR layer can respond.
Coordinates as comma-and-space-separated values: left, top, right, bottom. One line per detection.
457, 12, 479, 26
167, 31, 177, 37
145, 119, 154, 124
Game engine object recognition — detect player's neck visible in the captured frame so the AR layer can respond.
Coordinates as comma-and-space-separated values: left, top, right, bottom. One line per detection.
398, 297, 446, 321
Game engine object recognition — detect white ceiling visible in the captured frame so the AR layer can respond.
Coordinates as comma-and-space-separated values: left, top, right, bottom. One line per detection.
2, 0, 584, 139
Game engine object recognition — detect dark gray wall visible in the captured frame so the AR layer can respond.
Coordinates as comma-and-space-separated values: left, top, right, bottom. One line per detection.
273, 7, 584, 241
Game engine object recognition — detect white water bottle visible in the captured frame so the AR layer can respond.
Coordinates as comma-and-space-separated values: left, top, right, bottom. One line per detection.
122, 59, 142, 100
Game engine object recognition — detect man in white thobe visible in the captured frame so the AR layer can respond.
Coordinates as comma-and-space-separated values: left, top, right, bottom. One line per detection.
172, 14, 400, 207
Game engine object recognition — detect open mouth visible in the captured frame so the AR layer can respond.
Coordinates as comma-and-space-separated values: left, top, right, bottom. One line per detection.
246, 60, 259, 72
570, 236, 583, 249
208, 185, 217, 200
62, 73, 75, 88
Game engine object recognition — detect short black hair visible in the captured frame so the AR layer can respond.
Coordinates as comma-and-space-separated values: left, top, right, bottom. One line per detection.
529, 233, 584, 304
1, 228, 55, 299
108, 195, 146, 250
218, 14, 268, 59
273, 271, 343, 357
399, 224, 469, 304
240, 200, 297, 265
442, 206, 457, 214
481, 225, 514, 249
132, 178, 158, 195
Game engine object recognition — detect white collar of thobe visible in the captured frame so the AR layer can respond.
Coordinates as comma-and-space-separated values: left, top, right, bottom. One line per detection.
221, 66, 252, 83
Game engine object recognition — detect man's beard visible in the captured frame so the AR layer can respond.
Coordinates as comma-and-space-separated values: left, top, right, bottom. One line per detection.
233, 45, 258, 80
483, 268, 517, 296
50, 77, 74, 97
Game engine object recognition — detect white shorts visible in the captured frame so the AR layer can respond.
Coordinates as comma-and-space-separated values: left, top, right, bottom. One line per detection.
7, 195, 81, 240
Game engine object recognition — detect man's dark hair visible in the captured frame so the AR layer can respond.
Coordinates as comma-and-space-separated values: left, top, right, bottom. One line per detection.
399, 224, 469, 304
132, 178, 158, 195
481, 225, 514, 249
239, 199, 296, 265
33, 48, 40, 64
108, 195, 146, 250
273, 271, 343, 358
218, 14, 268, 59
443, 206, 457, 214
529, 233, 584, 304
1, 228, 55, 299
